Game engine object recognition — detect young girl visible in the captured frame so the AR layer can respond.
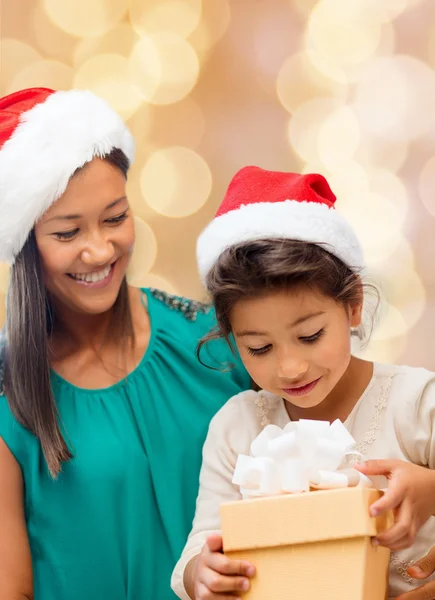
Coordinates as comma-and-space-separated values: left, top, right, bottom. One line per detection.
171, 167, 435, 600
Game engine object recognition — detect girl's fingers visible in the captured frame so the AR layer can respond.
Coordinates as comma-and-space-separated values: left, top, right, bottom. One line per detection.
196, 581, 241, 600
369, 483, 403, 517
199, 565, 251, 595
374, 502, 415, 549
205, 534, 224, 553
408, 546, 435, 579
356, 459, 396, 476
206, 550, 255, 578
395, 581, 435, 600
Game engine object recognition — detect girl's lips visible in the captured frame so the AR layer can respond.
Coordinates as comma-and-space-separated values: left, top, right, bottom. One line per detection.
68, 262, 116, 289
282, 377, 321, 397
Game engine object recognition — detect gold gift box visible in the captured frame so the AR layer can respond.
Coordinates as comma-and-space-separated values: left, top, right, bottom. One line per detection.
220, 487, 392, 600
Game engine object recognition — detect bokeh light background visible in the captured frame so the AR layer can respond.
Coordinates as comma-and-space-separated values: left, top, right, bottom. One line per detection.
1, 0, 435, 368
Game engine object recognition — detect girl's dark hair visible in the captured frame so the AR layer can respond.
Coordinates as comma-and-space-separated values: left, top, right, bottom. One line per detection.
2, 148, 132, 477
198, 239, 378, 358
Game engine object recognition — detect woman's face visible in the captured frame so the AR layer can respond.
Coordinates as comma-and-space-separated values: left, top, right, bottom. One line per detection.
34, 157, 135, 316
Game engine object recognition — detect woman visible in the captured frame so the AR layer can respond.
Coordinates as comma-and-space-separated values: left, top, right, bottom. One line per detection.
0, 88, 250, 600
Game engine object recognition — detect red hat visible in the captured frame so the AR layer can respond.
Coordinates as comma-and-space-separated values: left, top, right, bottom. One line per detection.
197, 166, 363, 281
0, 88, 134, 264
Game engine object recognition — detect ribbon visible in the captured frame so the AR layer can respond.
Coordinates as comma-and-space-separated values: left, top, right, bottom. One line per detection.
232, 419, 373, 499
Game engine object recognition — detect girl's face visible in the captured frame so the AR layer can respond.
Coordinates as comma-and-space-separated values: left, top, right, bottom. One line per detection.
34, 157, 135, 316
231, 287, 362, 409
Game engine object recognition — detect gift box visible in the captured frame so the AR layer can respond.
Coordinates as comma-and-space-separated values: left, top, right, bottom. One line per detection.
220, 487, 391, 600
221, 420, 393, 600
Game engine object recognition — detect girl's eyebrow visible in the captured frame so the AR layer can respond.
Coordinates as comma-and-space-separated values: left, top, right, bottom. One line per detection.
235, 311, 325, 337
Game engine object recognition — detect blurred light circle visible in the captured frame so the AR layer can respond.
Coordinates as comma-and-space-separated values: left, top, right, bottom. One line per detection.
8, 59, 73, 94
293, 0, 319, 18
0, 264, 9, 295
355, 135, 408, 173
318, 106, 360, 170
363, 0, 410, 22
42, 0, 128, 37
33, 4, 77, 64
0, 39, 41, 94
141, 147, 212, 217
337, 192, 403, 265
319, 160, 370, 199
129, 0, 202, 38
359, 331, 408, 363
125, 104, 154, 154
382, 266, 426, 330
354, 55, 435, 141
374, 21, 396, 58
366, 168, 409, 223
372, 303, 409, 341
74, 53, 144, 120
128, 271, 179, 294
305, 48, 349, 85
127, 217, 158, 280
188, 0, 231, 57
306, 0, 382, 67
74, 23, 141, 66
288, 97, 340, 163
419, 156, 435, 218
146, 99, 205, 149
129, 33, 200, 105
429, 21, 435, 69
277, 51, 348, 115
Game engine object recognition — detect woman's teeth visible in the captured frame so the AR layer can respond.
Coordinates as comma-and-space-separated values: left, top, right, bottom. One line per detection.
70, 265, 111, 283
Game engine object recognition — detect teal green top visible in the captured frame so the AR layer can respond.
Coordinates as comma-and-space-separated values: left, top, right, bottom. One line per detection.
0, 288, 251, 600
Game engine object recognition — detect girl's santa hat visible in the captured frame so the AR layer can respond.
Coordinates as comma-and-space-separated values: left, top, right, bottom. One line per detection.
197, 166, 364, 282
0, 87, 134, 265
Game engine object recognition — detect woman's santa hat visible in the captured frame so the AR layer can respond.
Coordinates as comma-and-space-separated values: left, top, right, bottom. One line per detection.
197, 166, 364, 282
0, 87, 134, 265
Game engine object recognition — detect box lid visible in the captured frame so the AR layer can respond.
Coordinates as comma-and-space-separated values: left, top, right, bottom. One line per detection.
220, 487, 392, 551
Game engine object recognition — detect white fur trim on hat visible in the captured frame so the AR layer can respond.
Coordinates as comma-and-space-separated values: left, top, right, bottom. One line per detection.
0, 89, 135, 264
197, 200, 364, 282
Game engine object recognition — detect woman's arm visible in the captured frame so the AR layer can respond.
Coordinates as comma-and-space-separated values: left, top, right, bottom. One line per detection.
0, 437, 33, 600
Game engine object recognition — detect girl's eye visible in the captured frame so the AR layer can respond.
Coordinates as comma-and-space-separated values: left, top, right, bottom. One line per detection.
247, 345, 272, 356
300, 329, 325, 344
53, 229, 79, 241
106, 211, 128, 225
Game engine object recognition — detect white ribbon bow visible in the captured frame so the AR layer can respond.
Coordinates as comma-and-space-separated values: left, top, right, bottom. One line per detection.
232, 419, 373, 499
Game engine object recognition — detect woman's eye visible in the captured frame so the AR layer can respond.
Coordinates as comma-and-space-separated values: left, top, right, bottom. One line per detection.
106, 211, 128, 224
53, 229, 79, 241
247, 345, 272, 356
300, 329, 325, 344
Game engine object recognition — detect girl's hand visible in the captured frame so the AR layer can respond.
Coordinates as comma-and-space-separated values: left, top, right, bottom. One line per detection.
355, 459, 435, 551
194, 534, 255, 599
396, 546, 435, 599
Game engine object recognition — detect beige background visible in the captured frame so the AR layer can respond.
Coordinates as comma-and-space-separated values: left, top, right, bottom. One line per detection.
1, 0, 435, 369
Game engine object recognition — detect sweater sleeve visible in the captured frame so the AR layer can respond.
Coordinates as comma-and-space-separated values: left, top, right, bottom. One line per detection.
171, 391, 259, 600
401, 373, 435, 469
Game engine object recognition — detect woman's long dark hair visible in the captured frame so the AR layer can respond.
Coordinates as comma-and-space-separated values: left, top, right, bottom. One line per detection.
3, 148, 132, 477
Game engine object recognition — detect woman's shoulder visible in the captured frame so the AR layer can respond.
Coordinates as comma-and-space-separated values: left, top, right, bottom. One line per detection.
145, 287, 212, 324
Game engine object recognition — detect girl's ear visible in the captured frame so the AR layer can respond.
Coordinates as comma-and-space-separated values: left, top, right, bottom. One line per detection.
349, 279, 363, 328
349, 302, 363, 328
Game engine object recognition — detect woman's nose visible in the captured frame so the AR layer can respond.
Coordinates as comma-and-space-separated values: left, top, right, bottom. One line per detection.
80, 233, 115, 266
